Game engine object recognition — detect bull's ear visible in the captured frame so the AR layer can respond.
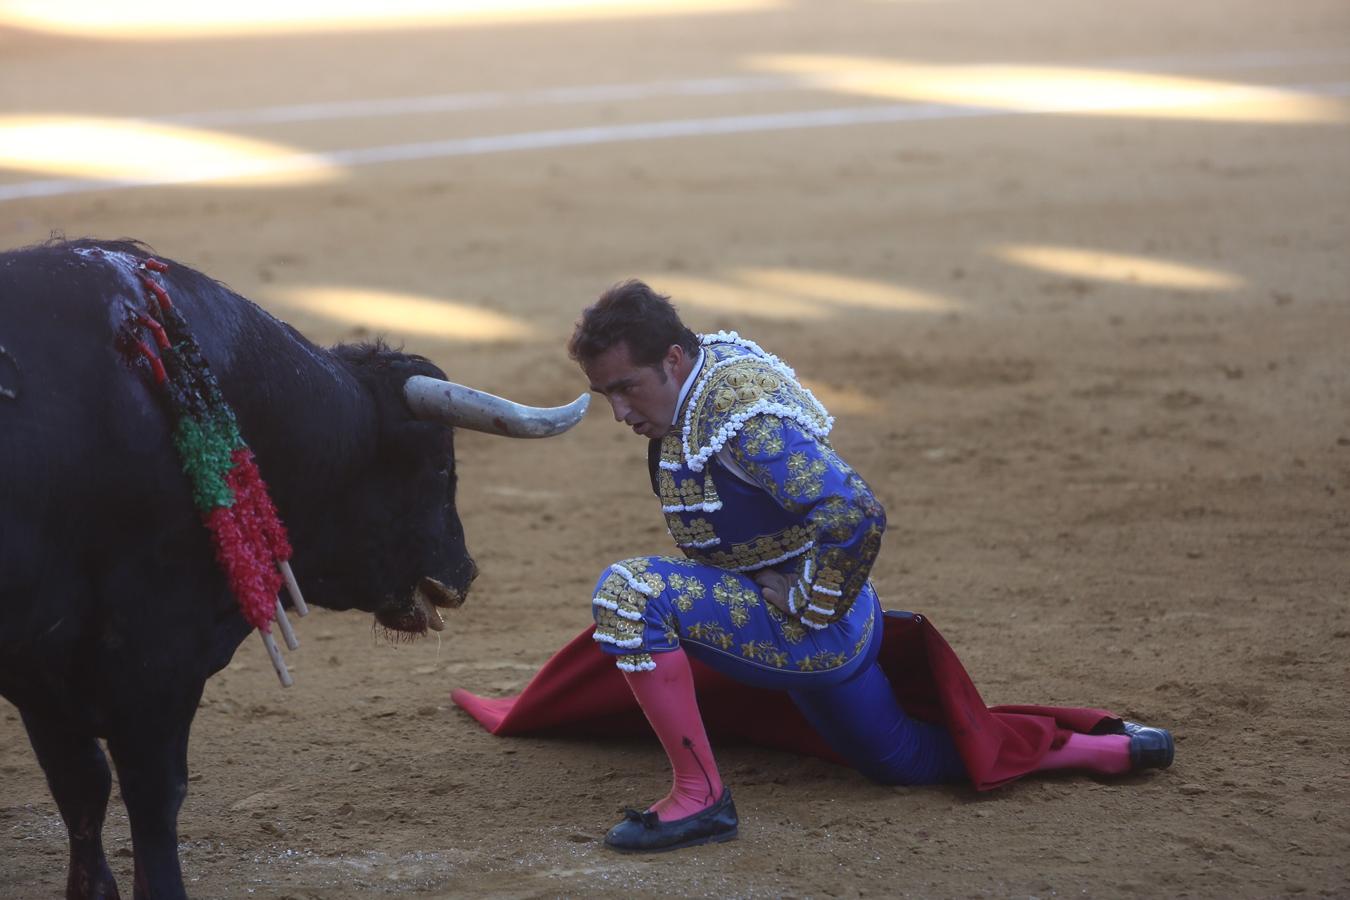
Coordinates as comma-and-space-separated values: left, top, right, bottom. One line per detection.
403, 376, 589, 439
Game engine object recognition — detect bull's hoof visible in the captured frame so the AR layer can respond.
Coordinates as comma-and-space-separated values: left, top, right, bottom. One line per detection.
67, 857, 121, 900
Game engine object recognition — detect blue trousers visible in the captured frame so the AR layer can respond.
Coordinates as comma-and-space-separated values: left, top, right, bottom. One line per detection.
591, 556, 966, 785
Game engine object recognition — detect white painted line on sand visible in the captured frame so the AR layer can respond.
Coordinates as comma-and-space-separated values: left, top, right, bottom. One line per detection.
1, 80, 1347, 204
164, 76, 807, 127
161, 48, 1350, 129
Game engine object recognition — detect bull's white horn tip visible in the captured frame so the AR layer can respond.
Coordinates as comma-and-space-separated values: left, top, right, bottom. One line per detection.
404, 376, 592, 438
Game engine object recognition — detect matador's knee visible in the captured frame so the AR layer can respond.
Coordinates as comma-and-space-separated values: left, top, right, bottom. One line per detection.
590, 558, 678, 672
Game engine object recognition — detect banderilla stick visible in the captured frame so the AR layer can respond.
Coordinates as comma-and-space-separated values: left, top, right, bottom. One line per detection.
260, 628, 293, 688
274, 599, 300, 651
279, 561, 308, 616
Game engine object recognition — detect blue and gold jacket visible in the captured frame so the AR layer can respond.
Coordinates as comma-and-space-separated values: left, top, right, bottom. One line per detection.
648, 332, 887, 630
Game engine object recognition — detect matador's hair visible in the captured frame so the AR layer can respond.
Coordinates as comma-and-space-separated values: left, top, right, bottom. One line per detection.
567, 279, 699, 368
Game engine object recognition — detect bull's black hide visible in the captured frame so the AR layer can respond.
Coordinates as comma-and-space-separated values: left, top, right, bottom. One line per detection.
0, 239, 479, 899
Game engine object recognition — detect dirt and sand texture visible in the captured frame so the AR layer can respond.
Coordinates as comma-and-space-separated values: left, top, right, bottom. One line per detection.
2, 1, 1348, 896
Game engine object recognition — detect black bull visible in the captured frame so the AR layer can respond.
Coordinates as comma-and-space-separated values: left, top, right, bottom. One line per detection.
0, 240, 585, 898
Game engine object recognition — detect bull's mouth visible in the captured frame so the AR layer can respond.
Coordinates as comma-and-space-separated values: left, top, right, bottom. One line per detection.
373, 577, 466, 636
418, 576, 466, 610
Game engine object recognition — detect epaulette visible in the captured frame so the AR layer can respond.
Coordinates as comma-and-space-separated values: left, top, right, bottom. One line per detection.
678, 331, 833, 472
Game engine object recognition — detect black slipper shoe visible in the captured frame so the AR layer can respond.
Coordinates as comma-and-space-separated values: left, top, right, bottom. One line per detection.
1124, 721, 1175, 770
604, 788, 739, 853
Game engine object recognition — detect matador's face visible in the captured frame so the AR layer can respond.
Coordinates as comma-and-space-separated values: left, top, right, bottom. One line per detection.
583, 340, 685, 440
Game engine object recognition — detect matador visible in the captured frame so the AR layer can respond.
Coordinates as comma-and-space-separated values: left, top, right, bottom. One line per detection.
458, 279, 1175, 853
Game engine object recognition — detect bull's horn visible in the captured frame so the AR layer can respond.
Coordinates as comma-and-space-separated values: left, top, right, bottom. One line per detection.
403, 375, 589, 438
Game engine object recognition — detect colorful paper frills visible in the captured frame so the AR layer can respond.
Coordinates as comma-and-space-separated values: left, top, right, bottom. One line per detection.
119, 257, 304, 685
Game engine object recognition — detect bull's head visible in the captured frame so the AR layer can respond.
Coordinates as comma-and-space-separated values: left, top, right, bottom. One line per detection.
389, 375, 588, 633
303, 345, 588, 637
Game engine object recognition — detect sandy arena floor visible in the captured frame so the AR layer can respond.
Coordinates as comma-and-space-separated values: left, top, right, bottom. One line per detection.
1, 1, 1348, 896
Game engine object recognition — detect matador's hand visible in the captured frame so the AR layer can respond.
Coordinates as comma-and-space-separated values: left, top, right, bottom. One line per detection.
750, 569, 795, 616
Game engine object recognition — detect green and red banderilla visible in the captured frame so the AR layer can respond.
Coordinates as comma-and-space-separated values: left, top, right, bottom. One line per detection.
123, 257, 307, 686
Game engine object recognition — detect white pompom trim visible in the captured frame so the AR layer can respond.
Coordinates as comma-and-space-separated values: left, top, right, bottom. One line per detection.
610, 563, 657, 597
685, 400, 835, 474
593, 631, 644, 649
724, 540, 813, 573
806, 602, 835, 617
616, 657, 657, 672
661, 500, 723, 514
700, 331, 798, 379
675, 536, 721, 549
811, 585, 843, 597
592, 596, 644, 621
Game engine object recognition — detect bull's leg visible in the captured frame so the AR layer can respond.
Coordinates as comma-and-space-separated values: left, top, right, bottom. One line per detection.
106, 706, 194, 900
19, 709, 121, 900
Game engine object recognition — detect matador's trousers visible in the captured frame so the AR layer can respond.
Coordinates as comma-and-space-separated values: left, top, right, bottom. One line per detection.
591, 556, 966, 785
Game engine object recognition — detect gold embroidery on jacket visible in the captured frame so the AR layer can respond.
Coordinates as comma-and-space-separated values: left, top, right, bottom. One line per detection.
732, 457, 807, 514
815, 495, 864, 542
660, 433, 683, 467
686, 351, 830, 465
815, 571, 844, 592
675, 477, 704, 507
686, 525, 812, 571
658, 467, 678, 501
669, 518, 717, 549
739, 414, 786, 457
785, 451, 828, 500
702, 467, 720, 509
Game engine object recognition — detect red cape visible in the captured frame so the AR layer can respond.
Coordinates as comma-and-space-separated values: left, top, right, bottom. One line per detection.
451, 611, 1120, 791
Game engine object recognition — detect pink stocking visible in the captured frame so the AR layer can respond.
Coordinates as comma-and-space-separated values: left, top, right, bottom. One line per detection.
622, 648, 725, 820
1034, 733, 1132, 775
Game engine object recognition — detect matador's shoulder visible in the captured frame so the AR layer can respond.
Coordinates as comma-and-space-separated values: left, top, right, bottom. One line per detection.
678, 332, 833, 472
